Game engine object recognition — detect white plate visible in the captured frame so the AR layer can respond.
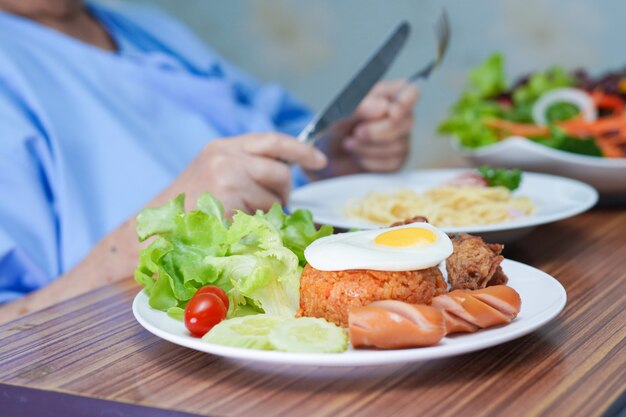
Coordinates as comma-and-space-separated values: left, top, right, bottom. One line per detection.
132, 259, 566, 367
288, 168, 598, 242
455, 136, 626, 196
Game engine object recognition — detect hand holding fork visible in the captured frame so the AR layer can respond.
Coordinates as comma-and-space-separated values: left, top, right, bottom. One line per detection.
341, 10, 450, 171
396, 9, 451, 99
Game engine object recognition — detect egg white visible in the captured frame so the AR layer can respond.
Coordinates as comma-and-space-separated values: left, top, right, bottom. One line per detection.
304, 222, 453, 271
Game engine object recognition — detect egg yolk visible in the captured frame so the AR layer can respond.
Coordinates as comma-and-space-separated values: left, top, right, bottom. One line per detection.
373, 227, 436, 247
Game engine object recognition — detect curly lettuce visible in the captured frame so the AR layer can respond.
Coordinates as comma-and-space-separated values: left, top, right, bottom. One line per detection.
134, 193, 332, 318
438, 52, 576, 149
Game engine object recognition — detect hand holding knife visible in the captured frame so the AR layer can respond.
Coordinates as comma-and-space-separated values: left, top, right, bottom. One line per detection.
297, 21, 411, 146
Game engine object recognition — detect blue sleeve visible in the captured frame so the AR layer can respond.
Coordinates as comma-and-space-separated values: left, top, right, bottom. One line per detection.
221, 65, 313, 137
110, 2, 314, 137
217, 64, 314, 186
98, 3, 315, 187
0, 79, 58, 304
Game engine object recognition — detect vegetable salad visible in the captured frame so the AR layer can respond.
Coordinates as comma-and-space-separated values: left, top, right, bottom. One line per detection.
134, 193, 333, 321
439, 53, 626, 158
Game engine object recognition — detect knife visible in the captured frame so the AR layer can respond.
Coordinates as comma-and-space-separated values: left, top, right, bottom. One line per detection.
297, 21, 411, 145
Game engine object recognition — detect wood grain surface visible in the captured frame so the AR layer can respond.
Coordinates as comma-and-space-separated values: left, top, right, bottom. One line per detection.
0, 208, 625, 417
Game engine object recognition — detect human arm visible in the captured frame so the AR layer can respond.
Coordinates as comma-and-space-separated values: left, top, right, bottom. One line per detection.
0, 133, 326, 324
218, 66, 419, 180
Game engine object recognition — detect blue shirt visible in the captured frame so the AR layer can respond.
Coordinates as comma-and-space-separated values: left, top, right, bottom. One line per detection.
0, 2, 312, 303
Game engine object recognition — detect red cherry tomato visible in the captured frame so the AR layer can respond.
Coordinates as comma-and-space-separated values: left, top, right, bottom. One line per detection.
194, 285, 229, 310
184, 293, 227, 337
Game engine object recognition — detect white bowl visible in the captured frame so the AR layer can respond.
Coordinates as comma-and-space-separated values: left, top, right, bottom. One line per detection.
454, 136, 626, 196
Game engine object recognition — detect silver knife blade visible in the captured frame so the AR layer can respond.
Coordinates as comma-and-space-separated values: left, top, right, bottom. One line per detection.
297, 21, 410, 145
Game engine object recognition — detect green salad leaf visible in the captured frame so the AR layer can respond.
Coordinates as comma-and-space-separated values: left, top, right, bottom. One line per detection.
437, 95, 504, 148
438, 52, 577, 149
206, 210, 301, 317
512, 67, 575, 109
545, 102, 580, 123
437, 53, 508, 148
477, 166, 522, 191
507, 67, 576, 123
534, 128, 602, 157
467, 52, 508, 99
265, 204, 333, 267
135, 194, 229, 312
134, 193, 332, 318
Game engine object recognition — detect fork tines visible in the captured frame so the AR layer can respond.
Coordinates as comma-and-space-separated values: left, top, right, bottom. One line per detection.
435, 9, 450, 66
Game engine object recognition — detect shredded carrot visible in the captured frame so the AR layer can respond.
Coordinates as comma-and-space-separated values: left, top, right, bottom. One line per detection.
483, 119, 550, 138
591, 90, 624, 116
483, 91, 626, 157
596, 139, 626, 158
560, 115, 626, 137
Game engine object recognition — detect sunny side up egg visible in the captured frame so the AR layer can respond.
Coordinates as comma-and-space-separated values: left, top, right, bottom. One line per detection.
304, 222, 453, 272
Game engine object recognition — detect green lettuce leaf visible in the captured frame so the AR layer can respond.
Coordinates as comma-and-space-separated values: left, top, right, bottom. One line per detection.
134, 193, 329, 319
205, 247, 300, 317
206, 210, 301, 317
545, 102, 580, 123
467, 52, 508, 99
136, 194, 185, 241
512, 67, 575, 108
135, 193, 230, 311
438, 95, 503, 148
477, 166, 522, 191
439, 52, 577, 149
438, 53, 508, 148
263, 204, 333, 266
534, 128, 602, 157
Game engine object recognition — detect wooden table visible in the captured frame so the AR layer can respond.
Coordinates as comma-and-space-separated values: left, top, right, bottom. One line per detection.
1, 209, 625, 417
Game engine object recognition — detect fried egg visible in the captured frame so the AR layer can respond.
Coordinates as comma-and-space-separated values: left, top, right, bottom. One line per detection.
304, 222, 453, 272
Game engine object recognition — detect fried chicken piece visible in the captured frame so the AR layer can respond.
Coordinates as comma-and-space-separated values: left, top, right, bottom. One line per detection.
445, 233, 508, 290
488, 265, 509, 286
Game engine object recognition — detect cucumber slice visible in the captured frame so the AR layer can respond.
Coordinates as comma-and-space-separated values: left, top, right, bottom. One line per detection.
269, 317, 348, 353
202, 315, 284, 350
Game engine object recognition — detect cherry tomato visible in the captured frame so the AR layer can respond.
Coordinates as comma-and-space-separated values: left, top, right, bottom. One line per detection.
194, 285, 229, 310
184, 293, 227, 337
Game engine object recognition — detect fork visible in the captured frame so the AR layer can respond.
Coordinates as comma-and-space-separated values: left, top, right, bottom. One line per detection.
395, 9, 450, 97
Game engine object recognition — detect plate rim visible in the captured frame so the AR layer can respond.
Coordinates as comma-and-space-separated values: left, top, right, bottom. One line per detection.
287, 168, 599, 232
455, 136, 626, 167
132, 259, 567, 367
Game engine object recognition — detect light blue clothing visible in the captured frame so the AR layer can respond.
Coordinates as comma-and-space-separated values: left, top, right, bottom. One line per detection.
0, 2, 312, 303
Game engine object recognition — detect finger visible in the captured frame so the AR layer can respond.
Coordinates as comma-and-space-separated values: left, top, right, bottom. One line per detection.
242, 185, 284, 213
219, 195, 247, 219
354, 95, 390, 121
244, 155, 292, 204
370, 80, 407, 98
389, 84, 420, 121
359, 154, 408, 172
352, 115, 414, 143
352, 81, 419, 123
344, 136, 409, 159
353, 80, 406, 120
242, 133, 327, 170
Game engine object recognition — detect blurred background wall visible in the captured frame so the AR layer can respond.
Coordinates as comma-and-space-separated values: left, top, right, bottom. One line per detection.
115, 0, 625, 169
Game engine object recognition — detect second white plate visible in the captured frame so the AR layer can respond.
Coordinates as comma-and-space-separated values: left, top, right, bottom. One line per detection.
132, 259, 567, 367
288, 169, 598, 242
455, 137, 626, 196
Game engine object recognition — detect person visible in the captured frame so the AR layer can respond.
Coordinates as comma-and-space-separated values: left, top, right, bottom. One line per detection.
0, 0, 418, 323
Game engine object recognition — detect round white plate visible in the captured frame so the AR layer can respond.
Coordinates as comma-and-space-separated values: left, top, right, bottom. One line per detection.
455, 136, 626, 196
132, 259, 566, 367
288, 169, 598, 242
